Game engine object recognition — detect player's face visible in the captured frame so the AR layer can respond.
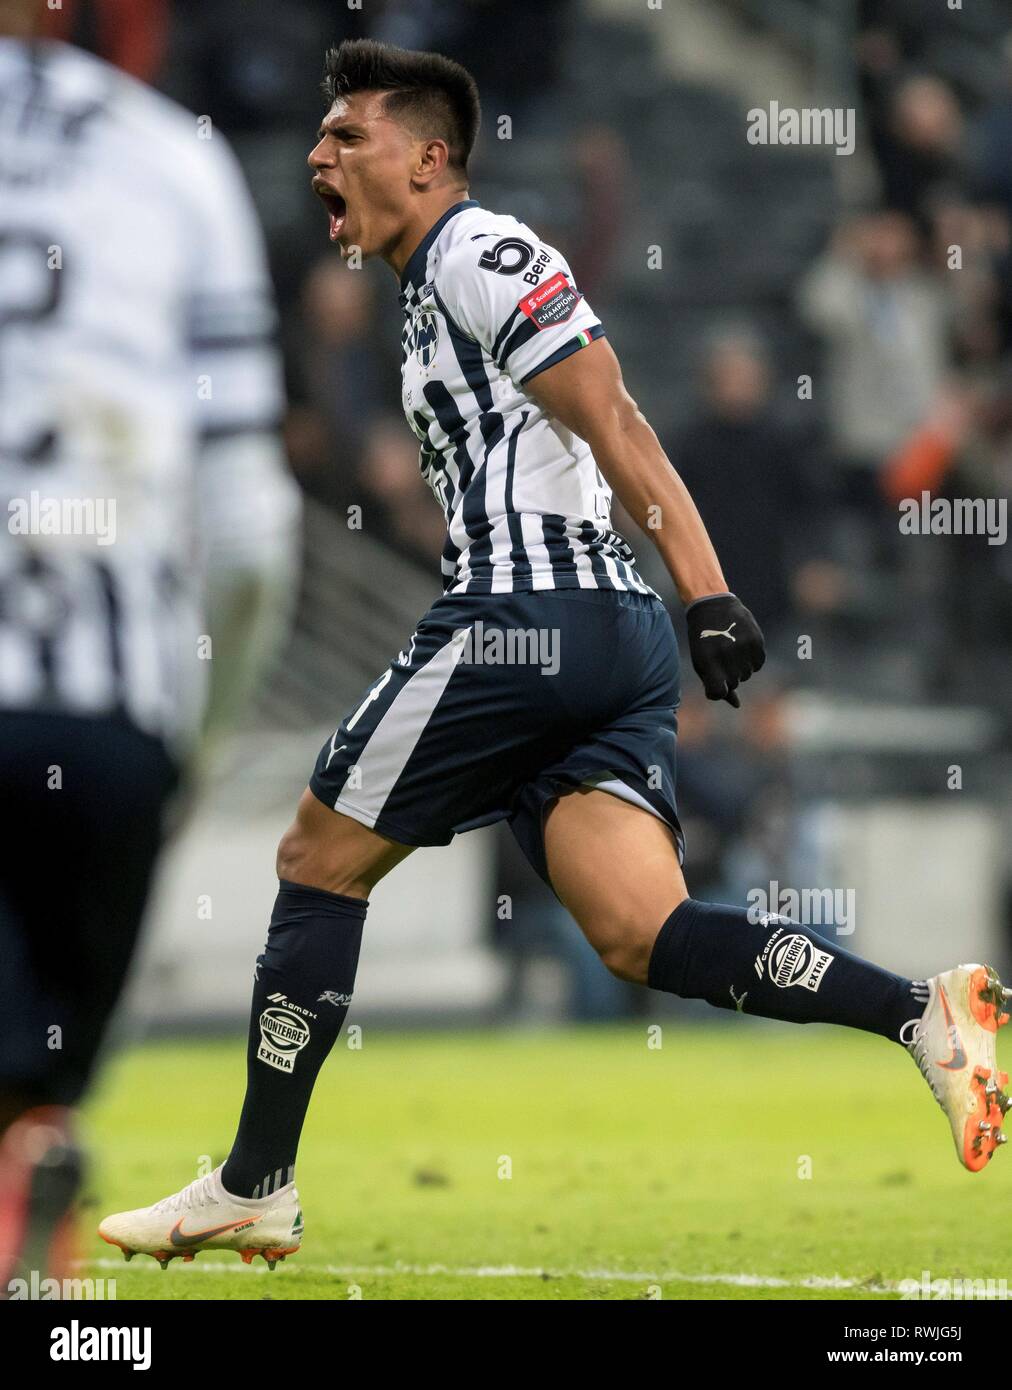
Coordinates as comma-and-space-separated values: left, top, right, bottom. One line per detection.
308, 91, 420, 262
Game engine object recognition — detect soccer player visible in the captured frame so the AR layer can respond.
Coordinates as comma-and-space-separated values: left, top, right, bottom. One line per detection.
0, 0, 299, 1289
100, 39, 1009, 1270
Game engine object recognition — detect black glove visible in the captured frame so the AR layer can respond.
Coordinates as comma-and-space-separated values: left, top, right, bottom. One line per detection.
685, 592, 766, 708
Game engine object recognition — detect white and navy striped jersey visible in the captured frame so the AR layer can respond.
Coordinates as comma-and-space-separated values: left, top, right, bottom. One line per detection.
0, 39, 296, 750
399, 201, 653, 595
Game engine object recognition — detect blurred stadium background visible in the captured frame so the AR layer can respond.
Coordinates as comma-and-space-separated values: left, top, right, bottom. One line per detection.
42, 0, 1011, 1040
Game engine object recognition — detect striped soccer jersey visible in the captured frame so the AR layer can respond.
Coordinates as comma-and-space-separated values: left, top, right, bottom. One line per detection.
398, 201, 653, 596
0, 39, 287, 748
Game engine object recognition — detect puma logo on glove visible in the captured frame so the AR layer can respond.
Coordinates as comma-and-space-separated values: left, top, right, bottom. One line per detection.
685, 595, 765, 708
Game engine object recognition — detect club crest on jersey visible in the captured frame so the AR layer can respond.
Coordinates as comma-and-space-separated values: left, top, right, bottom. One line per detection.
413, 310, 440, 367
518, 271, 580, 329
257, 1007, 311, 1073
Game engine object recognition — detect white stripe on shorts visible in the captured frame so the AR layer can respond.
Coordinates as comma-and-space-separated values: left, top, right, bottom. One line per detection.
334, 629, 470, 830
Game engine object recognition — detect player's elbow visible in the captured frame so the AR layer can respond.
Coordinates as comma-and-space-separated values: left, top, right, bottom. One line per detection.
584, 389, 645, 457
612, 387, 644, 436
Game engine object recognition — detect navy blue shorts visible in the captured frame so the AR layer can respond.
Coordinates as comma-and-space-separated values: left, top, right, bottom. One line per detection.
309, 588, 683, 885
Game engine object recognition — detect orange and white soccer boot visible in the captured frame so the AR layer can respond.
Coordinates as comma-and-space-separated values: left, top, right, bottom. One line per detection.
907, 963, 1011, 1172
99, 1165, 303, 1268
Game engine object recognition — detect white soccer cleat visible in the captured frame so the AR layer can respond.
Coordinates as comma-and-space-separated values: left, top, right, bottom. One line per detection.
907, 964, 1011, 1172
98, 1165, 303, 1269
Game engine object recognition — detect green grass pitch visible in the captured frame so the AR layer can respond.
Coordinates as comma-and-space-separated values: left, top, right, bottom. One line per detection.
80, 1022, 1009, 1301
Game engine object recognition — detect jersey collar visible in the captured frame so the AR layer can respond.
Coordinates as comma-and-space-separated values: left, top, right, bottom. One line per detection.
399, 199, 480, 296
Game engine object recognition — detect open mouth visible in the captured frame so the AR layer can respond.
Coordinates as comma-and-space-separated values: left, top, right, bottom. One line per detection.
314, 185, 347, 242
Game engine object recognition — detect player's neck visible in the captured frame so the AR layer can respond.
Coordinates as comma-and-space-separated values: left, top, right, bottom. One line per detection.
385, 191, 471, 281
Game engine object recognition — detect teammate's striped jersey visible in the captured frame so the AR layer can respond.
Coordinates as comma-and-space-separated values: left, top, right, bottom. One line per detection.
0, 39, 295, 749
399, 201, 653, 596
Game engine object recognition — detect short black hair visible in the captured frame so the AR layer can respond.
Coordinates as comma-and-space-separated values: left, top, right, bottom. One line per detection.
322, 39, 480, 175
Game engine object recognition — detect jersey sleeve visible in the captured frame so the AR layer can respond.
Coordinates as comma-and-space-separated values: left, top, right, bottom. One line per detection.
437, 230, 605, 387
184, 134, 286, 442
182, 134, 300, 732
183, 132, 299, 567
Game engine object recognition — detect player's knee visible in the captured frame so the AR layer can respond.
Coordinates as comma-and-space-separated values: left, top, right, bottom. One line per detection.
275, 820, 309, 883
596, 929, 654, 985
274, 822, 339, 893
275, 819, 374, 899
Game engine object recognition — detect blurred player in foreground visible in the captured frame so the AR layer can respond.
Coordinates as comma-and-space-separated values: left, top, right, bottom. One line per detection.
0, 0, 299, 1292
101, 39, 1009, 1272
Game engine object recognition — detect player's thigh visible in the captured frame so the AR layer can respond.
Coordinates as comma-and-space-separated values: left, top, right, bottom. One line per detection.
543, 787, 687, 982
276, 786, 414, 898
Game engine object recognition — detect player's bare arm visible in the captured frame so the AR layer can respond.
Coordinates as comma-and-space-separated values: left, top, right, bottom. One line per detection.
528, 336, 766, 706
527, 337, 726, 602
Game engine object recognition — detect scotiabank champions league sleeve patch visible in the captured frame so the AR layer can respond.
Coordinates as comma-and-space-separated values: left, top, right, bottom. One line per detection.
517, 271, 581, 329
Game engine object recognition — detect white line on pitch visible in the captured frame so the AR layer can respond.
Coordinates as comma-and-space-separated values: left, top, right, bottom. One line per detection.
84, 1258, 898, 1293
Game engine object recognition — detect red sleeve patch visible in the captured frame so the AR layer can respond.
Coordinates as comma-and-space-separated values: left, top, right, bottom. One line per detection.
517, 271, 581, 329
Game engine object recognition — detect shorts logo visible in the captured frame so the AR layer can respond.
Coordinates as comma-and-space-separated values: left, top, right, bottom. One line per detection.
761, 932, 834, 992
257, 1007, 311, 1074
324, 737, 347, 770
517, 271, 580, 329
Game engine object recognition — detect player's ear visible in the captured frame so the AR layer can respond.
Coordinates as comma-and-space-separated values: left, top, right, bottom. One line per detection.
413, 138, 450, 188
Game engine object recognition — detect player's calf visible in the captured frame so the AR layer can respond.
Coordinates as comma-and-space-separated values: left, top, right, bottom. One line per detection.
219, 876, 367, 1199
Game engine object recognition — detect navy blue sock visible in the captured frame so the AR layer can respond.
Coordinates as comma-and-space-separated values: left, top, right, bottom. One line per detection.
648, 899, 925, 1043
221, 880, 366, 1199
